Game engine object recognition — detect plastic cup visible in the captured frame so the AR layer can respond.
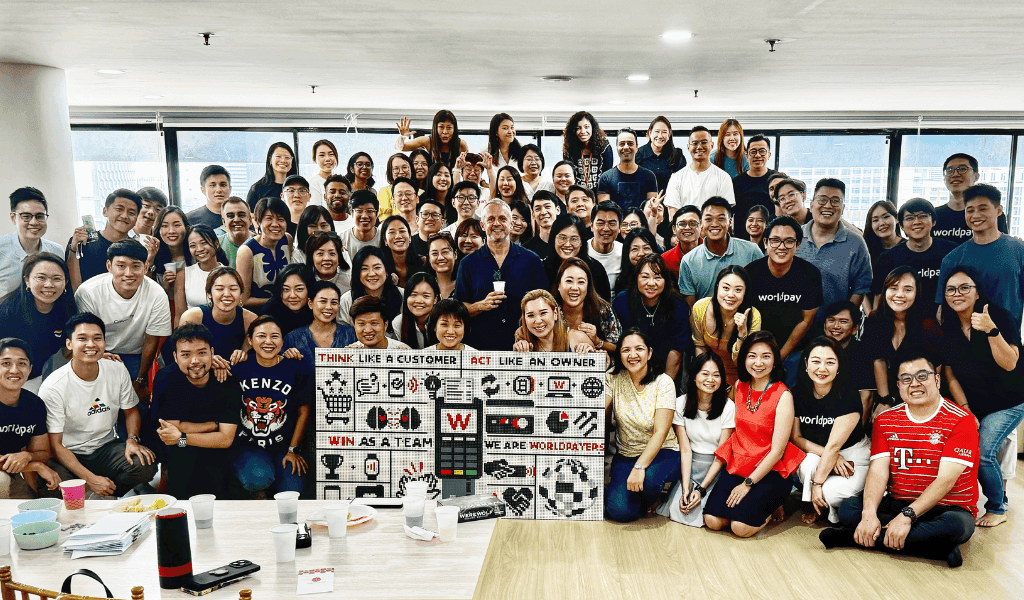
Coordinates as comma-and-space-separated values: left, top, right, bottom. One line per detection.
274, 491, 300, 524
325, 501, 350, 538
405, 481, 428, 498
403, 495, 425, 529
59, 479, 86, 510
189, 494, 216, 529
0, 518, 11, 556
493, 281, 506, 293
164, 262, 178, 273
435, 506, 460, 542
270, 524, 298, 562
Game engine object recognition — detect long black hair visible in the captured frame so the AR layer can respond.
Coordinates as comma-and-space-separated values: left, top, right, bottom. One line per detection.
735, 330, 787, 384
709, 265, 754, 347
563, 111, 608, 158
609, 327, 662, 385
378, 215, 426, 277
152, 206, 192, 276
876, 265, 925, 329
409, 148, 433, 190
350, 245, 404, 327
615, 227, 662, 296
345, 151, 376, 190
185, 224, 229, 267
8, 252, 77, 321
863, 200, 903, 263
487, 113, 522, 166
797, 336, 850, 400
429, 110, 462, 168
626, 254, 685, 328
509, 200, 533, 244
422, 162, 454, 220
304, 230, 350, 273
296, 205, 335, 257
399, 272, 440, 349
259, 263, 313, 334
682, 351, 729, 420
256, 142, 297, 186
646, 116, 685, 171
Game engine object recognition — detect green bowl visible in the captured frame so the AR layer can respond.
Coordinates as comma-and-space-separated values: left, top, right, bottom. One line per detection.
16, 498, 62, 516
13, 521, 61, 551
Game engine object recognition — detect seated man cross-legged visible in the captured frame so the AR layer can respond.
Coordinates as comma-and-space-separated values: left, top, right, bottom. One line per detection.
152, 324, 239, 499
819, 351, 979, 568
40, 313, 157, 497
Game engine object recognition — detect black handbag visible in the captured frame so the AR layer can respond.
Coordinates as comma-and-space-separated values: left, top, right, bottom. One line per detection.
60, 569, 115, 599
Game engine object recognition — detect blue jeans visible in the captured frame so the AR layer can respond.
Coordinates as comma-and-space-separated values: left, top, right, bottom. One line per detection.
605, 448, 681, 523
782, 352, 801, 392
232, 447, 305, 494
978, 403, 1024, 515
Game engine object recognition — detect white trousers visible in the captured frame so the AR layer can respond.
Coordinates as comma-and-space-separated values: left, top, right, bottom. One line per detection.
795, 437, 871, 523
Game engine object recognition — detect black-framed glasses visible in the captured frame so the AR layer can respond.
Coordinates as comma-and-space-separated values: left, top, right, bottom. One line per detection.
747, 148, 769, 157
896, 370, 936, 385
766, 237, 798, 249
675, 220, 700, 230
944, 283, 976, 296
813, 195, 843, 207
14, 212, 48, 223
420, 211, 443, 221
455, 195, 479, 203
943, 165, 972, 176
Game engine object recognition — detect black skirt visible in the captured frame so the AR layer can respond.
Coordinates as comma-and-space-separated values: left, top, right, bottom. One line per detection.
703, 471, 792, 527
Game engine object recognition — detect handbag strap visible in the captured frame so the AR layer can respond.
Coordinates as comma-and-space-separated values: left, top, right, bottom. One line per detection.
60, 569, 115, 599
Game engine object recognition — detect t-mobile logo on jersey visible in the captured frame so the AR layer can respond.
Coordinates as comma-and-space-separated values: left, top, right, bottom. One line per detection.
893, 447, 934, 470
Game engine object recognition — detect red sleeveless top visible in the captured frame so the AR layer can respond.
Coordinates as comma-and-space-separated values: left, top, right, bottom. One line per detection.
714, 381, 805, 478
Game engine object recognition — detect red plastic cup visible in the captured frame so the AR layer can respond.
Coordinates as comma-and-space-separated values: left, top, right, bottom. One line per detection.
59, 479, 86, 510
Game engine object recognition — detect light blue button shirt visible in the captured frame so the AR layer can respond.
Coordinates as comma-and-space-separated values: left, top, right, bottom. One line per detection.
678, 236, 763, 300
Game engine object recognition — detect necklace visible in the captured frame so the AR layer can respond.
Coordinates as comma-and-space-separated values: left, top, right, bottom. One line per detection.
642, 299, 660, 323
746, 380, 772, 413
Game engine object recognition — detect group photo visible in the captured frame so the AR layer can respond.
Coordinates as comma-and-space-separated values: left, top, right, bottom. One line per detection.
2, 2, 1024, 598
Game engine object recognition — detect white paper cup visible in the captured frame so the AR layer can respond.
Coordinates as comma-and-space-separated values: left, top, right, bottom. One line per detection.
493, 281, 506, 293
270, 524, 298, 562
435, 506, 460, 542
0, 518, 11, 555
189, 494, 216, 529
325, 501, 350, 538
405, 481, 428, 498
274, 491, 300, 524
163, 262, 178, 273
403, 495, 426, 529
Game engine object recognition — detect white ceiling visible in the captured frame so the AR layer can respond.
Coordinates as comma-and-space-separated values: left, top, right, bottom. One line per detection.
3, 0, 1024, 118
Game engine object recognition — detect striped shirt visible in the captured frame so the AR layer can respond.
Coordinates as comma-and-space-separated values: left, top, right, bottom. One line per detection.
870, 400, 979, 517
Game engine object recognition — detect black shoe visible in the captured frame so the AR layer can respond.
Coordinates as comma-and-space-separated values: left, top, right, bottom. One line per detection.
819, 527, 854, 549
946, 546, 963, 568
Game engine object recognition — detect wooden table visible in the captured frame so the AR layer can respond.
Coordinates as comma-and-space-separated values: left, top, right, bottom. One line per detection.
0, 499, 495, 600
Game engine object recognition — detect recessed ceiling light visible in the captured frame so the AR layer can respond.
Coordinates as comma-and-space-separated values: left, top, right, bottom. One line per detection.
97, 69, 125, 75
660, 30, 692, 42
608, 100, 627, 105
627, 74, 650, 82
144, 95, 164, 99
541, 75, 575, 82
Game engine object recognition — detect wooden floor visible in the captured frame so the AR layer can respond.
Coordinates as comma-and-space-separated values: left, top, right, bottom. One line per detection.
473, 463, 1024, 600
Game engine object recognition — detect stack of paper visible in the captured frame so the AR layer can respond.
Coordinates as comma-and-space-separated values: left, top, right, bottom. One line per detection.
62, 513, 150, 559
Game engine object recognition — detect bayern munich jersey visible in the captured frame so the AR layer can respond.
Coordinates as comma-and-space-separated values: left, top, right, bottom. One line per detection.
869, 399, 980, 517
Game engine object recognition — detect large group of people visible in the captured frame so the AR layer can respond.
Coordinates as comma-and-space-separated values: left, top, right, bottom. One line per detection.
2, 111, 1023, 570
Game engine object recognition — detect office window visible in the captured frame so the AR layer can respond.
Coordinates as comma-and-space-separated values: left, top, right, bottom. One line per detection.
70, 129, 168, 228
898, 134, 1011, 210
1013, 136, 1024, 238
777, 135, 890, 228
176, 130, 293, 213
296, 132, 490, 198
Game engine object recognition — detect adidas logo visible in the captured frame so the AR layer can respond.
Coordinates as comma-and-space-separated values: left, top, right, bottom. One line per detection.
888, 433, 899, 441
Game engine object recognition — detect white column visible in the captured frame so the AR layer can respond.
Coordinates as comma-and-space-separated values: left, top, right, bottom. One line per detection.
0, 63, 77, 246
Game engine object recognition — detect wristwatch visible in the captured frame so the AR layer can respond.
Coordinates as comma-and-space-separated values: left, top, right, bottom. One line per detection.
177, 434, 188, 448
900, 506, 917, 522
632, 463, 646, 471
128, 435, 141, 443
288, 446, 300, 455
692, 482, 706, 497
988, 327, 1001, 338
743, 477, 754, 487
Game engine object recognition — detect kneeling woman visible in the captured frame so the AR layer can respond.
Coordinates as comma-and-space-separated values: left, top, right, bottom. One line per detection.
605, 328, 680, 522
656, 352, 735, 526
703, 331, 805, 537
790, 337, 870, 524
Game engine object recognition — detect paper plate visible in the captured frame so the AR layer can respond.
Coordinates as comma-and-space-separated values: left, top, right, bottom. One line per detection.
308, 504, 377, 527
113, 494, 177, 514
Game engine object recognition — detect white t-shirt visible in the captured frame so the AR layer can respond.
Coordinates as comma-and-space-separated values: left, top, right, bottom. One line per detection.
308, 172, 329, 208
74, 274, 173, 355
672, 396, 736, 455
349, 338, 411, 350
40, 360, 139, 455
334, 217, 356, 234
589, 240, 623, 290
339, 228, 381, 260
664, 164, 735, 211
184, 263, 213, 309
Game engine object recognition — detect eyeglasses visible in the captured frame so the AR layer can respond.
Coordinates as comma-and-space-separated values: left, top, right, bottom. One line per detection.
944, 165, 972, 176
688, 140, 711, 148
896, 370, 936, 385
353, 208, 378, 216
555, 235, 582, 245
283, 188, 309, 196
903, 213, 931, 223
747, 148, 769, 157
944, 283, 976, 296
777, 191, 802, 203
354, 161, 373, 168
675, 220, 700, 230
455, 195, 479, 203
813, 195, 843, 207
14, 212, 48, 223
420, 211, 443, 221
766, 237, 798, 249
31, 274, 65, 285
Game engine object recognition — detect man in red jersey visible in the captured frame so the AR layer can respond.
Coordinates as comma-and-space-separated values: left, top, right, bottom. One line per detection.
818, 351, 978, 568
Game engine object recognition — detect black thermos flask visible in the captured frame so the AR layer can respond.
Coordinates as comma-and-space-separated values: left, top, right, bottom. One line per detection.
155, 507, 193, 589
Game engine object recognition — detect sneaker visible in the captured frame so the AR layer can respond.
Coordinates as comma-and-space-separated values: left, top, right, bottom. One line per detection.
819, 527, 855, 549
946, 546, 963, 568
